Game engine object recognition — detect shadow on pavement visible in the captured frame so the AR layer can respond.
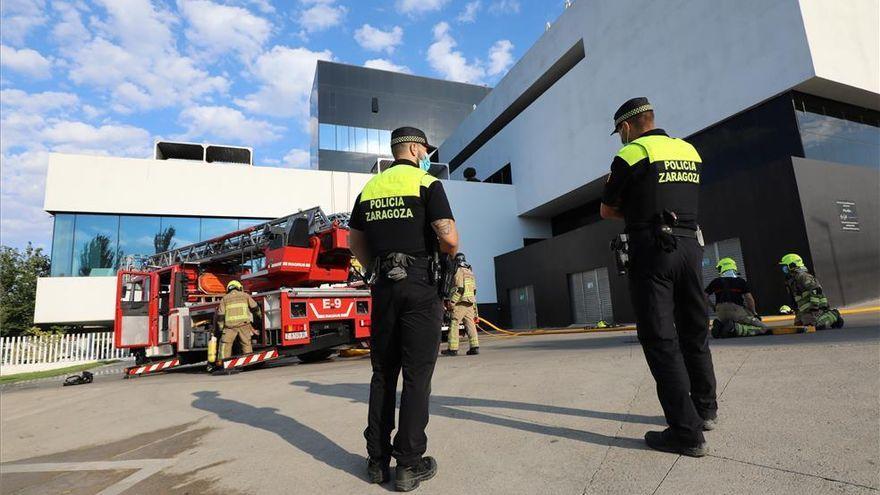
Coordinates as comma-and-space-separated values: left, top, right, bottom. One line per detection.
291, 381, 658, 451
191, 391, 366, 482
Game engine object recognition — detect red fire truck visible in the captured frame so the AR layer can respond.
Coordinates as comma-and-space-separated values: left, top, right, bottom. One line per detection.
114, 207, 371, 377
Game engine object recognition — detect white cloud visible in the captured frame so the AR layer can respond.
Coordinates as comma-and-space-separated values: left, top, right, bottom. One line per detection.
426, 23, 516, 84
487, 39, 514, 76
396, 0, 448, 16
237, 0, 275, 14
90, 0, 176, 58
354, 24, 403, 54
41, 121, 152, 155
299, 0, 346, 34
282, 148, 310, 169
457, 1, 481, 23
427, 22, 485, 84
489, 0, 520, 15
178, 0, 272, 60
51, 2, 90, 46
0, 150, 53, 249
58, 0, 229, 113
0, 44, 52, 79
0, 89, 79, 114
235, 45, 333, 121
0, 0, 48, 46
179, 105, 283, 145
364, 58, 412, 74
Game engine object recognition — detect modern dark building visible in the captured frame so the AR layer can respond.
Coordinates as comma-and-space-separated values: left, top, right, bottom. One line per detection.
309, 61, 491, 173
494, 92, 880, 328
439, 0, 880, 328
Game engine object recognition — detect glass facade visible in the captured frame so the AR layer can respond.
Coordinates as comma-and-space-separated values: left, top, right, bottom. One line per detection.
50, 214, 271, 277
319, 123, 392, 155
793, 93, 880, 168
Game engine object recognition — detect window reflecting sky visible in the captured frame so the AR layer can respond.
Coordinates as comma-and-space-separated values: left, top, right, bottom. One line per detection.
50, 214, 75, 276
794, 94, 880, 168
50, 214, 271, 276
320, 123, 392, 155
72, 214, 119, 276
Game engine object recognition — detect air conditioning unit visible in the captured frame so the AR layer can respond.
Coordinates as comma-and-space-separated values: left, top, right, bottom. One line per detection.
154, 141, 253, 165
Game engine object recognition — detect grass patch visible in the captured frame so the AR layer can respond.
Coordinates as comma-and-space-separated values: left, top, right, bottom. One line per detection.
0, 360, 117, 384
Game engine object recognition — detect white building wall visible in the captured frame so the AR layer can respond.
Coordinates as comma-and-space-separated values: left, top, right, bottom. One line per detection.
34, 277, 117, 325
36, 155, 547, 324
798, 0, 880, 96
44, 154, 372, 218
441, 0, 878, 215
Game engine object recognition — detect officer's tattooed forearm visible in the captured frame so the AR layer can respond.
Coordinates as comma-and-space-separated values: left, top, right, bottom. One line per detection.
431, 219, 452, 236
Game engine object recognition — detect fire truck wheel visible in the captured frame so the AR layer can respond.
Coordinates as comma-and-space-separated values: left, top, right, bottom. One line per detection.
297, 350, 334, 363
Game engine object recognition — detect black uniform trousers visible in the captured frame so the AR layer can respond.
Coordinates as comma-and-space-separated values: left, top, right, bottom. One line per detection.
364, 262, 442, 467
627, 231, 718, 444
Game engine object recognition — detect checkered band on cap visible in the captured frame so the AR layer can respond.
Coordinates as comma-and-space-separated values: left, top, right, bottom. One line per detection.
390, 135, 427, 146
614, 104, 653, 127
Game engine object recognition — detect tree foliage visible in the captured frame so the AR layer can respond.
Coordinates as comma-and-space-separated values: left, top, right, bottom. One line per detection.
0, 244, 50, 336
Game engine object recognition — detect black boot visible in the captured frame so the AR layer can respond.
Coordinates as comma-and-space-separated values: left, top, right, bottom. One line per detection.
645, 429, 707, 457
832, 310, 845, 329
441, 349, 458, 356
395, 456, 437, 492
466, 347, 480, 355
367, 457, 390, 484
701, 416, 718, 431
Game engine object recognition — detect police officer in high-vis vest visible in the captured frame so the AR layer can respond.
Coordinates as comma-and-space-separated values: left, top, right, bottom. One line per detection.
601, 98, 717, 457
348, 126, 459, 491
217, 280, 261, 359
442, 253, 479, 356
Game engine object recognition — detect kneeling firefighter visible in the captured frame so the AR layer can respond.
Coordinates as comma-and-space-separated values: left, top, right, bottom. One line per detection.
780, 254, 844, 330
217, 280, 262, 360
705, 258, 769, 338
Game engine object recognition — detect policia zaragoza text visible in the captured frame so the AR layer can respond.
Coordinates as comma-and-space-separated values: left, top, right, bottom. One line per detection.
364, 196, 416, 221
658, 160, 700, 184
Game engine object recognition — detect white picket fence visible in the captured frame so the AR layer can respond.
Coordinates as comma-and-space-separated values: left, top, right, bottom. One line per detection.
0, 332, 129, 367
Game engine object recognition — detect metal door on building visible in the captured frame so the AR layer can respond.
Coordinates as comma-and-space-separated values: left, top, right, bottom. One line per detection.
701, 237, 747, 284
568, 267, 613, 325
509, 285, 537, 329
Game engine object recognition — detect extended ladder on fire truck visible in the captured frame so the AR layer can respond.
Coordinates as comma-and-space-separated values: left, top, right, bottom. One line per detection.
117, 207, 371, 378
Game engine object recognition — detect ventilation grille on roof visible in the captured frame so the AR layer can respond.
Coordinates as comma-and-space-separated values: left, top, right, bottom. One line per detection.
154, 141, 253, 165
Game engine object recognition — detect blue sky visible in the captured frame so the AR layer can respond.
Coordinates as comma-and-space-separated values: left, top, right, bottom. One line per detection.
0, 0, 567, 251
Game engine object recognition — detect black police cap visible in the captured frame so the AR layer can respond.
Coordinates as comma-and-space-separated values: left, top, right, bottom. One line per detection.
390, 126, 436, 152
611, 97, 653, 134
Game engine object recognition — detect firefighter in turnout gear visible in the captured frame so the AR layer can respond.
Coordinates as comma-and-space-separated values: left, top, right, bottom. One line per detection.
442, 253, 479, 356
217, 280, 261, 360
780, 253, 844, 329
601, 97, 717, 457
705, 258, 770, 338
348, 126, 459, 491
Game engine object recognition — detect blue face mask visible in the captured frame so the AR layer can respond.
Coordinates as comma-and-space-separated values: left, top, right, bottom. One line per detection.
419, 154, 431, 172
721, 270, 737, 278
782, 265, 790, 275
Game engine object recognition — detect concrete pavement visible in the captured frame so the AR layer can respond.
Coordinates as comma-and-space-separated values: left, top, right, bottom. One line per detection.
1, 314, 878, 494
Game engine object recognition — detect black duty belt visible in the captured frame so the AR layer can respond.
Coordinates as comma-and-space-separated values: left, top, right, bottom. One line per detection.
669, 227, 697, 238
376, 253, 430, 282
626, 224, 697, 237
